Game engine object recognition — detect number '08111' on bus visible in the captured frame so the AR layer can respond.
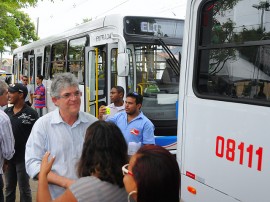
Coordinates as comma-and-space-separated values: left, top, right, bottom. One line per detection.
177, 0, 270, 202
12, 15, 184, 150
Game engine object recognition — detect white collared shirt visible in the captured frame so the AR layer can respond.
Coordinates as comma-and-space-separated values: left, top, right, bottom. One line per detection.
25, 108, 97, 199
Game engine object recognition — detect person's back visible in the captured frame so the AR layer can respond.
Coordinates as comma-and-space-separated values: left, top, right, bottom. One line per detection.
123, 145, 180, 202
69, 176, 127, 202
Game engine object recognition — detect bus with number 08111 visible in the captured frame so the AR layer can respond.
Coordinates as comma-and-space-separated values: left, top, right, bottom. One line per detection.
12, 14, 184, 150
177, 0, 270, 201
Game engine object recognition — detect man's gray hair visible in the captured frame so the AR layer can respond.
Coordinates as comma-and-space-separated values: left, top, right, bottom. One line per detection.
50, 73, 79, 98
0, 80, 8, 96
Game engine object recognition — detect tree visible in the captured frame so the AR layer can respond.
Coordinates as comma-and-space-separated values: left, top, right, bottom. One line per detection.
1, 0, 40, 7
0, 0, 55, 52
0, 0, 55, 68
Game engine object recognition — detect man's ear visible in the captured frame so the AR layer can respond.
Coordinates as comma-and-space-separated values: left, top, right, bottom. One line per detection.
20, 93, 25, 99
137, 103, 142, 110
52, 97, 58, 105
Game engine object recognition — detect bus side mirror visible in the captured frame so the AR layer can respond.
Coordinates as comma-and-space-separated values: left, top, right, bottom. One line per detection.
117, 52, 129, 77
111, 33, 129, 77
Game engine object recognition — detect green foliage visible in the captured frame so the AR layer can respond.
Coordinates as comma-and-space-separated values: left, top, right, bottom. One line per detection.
76, 18, 92, 26
0, 1, 41, 54
1, 0, 40, 8
14, 11, 39, 45
213, 0, 242, 15
210, 19, 237, 74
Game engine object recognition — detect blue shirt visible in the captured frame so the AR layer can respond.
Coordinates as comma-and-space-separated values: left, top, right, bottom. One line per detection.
106, 111, 155, 145
25, 108, 97, 199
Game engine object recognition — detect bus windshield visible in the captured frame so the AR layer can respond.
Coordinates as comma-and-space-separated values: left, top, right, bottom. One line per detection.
127, 44, 181, 136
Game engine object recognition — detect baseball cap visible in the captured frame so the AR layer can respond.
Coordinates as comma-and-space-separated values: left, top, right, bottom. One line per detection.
8, 83, 28, 97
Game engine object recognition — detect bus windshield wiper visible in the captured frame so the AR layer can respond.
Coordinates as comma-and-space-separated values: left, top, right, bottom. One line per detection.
157, 38, 180, 76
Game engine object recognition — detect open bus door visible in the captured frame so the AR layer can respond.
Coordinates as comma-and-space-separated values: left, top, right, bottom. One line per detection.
85, 47, 104, 117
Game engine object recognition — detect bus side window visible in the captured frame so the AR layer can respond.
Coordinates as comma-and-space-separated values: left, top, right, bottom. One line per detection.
68, 36, 88, 84
195, 0, 270, 103
51, 41, 67, 78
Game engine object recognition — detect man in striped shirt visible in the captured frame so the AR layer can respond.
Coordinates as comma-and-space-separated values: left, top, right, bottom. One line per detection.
0, 80, 15, 202
33, 75, 45, 117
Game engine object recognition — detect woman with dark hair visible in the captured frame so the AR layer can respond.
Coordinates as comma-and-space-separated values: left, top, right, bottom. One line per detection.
123, 145, 180, 202
37, 121, 128, 202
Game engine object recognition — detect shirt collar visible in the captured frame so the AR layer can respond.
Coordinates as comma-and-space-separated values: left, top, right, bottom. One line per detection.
125, 111, 143, 121
6, 104, 28, 114
51, 108, 90, 125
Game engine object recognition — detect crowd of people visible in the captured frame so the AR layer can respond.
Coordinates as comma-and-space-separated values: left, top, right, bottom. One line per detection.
0, 72, 181, 202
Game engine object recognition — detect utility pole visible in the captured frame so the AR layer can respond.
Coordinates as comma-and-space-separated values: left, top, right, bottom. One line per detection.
36, 17, 39, 37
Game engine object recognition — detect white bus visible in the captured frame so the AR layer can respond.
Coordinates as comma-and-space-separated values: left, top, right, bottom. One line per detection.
12, 14, 184, 149
178, 0, 270, 201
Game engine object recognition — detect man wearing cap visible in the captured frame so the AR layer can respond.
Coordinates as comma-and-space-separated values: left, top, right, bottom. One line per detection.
4, 83, 38, 202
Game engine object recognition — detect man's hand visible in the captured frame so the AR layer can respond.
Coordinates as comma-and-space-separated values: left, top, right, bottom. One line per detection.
98, 105, 106, 120
3, 160, 8, 173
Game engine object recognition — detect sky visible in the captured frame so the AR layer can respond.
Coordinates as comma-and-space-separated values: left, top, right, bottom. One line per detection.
3, 0, 187, 58
23, 0, 187, 38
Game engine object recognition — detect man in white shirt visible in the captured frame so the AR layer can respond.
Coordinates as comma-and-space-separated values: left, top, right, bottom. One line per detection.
98, 86, 125, 120
25, 73, 97, 199
22, 75, 33, 106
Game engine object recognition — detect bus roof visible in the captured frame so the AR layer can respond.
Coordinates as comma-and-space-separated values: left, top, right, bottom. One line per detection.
13, 14, 183, 55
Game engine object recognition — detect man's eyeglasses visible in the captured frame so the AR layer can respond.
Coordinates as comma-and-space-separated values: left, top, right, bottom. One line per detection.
23, 79, 28, 82
122, 164, 133, 176
58, 91, 82, 100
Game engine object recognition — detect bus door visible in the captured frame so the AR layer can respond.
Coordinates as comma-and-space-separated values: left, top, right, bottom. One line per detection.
85, 46, 107, 117
27, 55, 35, 107
28, 55, 35, 89
107, 43, 121, 100
15, 57, 23, 83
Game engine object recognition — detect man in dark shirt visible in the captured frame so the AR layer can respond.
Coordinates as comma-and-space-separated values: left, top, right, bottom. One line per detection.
4, 83, 38, 202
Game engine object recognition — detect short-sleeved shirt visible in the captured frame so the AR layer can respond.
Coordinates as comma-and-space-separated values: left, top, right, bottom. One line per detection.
69, 176, 128, 202
106, 111, 155, 145
102, 103, 125, 120
34, 83, 45, 108
25, 84, 33, 103
5, 104, 38, 163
